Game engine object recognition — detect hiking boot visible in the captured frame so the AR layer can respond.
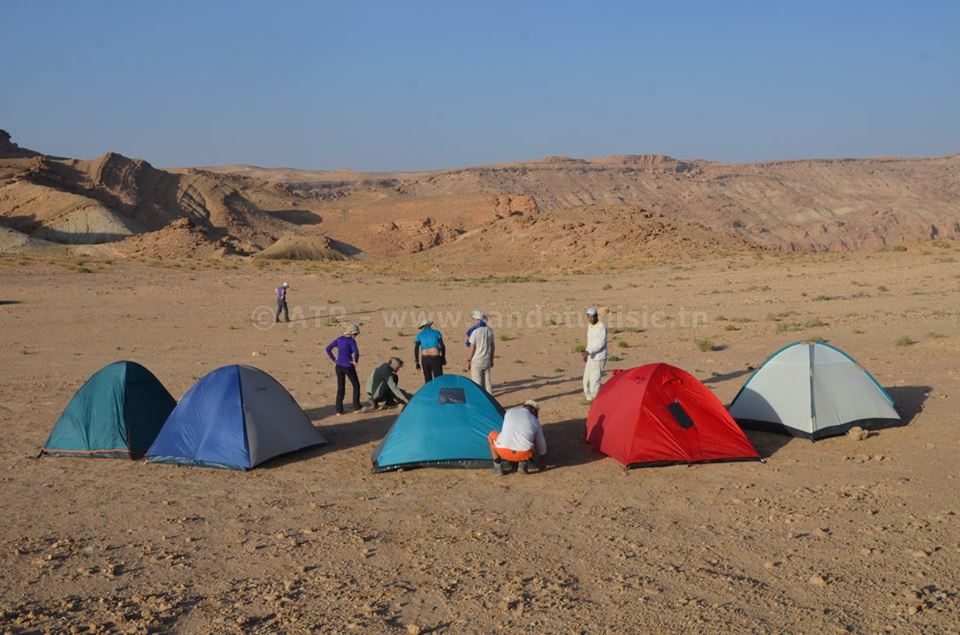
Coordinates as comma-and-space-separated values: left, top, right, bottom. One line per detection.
491, 460, 505, 476
519, 460, 542, 474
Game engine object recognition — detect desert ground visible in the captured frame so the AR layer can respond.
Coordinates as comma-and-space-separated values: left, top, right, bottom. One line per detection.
1, 246, 959, 634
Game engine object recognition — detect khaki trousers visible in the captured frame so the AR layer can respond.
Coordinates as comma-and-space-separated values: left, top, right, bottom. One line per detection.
471, 363, 492, 393
583, 358, 606, 401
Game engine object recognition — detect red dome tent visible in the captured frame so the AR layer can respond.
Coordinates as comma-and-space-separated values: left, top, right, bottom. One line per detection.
586, 363, 760, 468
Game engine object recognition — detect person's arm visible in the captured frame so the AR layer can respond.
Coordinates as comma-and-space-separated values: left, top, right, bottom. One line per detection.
414, 342, 421, 369
585, 324, 607, 357
467, 342, 476, 369
325, 340, 337, 363
490, 337, 495, 368
351, 340, 359, 365
386, 376, 407, 403
438, 337, 446, 365
535, 425, 548, 465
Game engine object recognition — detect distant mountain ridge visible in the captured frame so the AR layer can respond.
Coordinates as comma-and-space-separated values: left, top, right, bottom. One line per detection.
2, 129, 958, 266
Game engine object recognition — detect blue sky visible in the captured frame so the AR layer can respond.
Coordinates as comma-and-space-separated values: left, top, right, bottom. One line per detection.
3, 1, 958, 170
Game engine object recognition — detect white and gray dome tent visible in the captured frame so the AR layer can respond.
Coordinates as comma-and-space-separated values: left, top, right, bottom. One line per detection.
728, 341, 901, 440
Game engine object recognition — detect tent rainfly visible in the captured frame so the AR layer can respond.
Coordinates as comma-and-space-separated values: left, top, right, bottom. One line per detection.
42, 360, 175, 459
728, 341, 901, 440
372, 374, 505, 472
585, 363, 761, 468
147, 365, 326, 469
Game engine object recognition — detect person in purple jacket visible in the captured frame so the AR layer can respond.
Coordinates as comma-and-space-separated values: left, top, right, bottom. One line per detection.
275, 282, 290, 323
326, 323, 361, 415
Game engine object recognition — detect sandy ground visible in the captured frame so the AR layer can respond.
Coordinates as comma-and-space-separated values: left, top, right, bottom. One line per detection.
1, 249, 959, 634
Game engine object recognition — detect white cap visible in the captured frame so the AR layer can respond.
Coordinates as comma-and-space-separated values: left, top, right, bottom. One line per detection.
418, 319, 434, 328
470, 310, 485, 320
586, 307, 598, 316
282, 282, 290, 288
523, 399, 540, 411
343, 323, 360, 336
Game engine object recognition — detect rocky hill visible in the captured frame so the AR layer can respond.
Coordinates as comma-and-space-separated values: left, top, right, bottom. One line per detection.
2, 129, 958, 265
219, 152, 960, 252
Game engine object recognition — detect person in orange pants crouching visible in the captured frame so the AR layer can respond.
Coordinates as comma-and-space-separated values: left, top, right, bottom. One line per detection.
488, 400, 547, 475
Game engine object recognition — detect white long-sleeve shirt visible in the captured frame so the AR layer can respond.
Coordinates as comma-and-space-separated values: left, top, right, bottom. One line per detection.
585, 321, 608, 362
495, 407, 547, 455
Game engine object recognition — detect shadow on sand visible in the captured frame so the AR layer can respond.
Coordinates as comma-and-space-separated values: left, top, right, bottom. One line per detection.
742, 430, 794, 459
493, 374, 583, 404
256, 411, 396, 469
313, 412, 395, 452
886, 385, 931, 425
701, 368, 754, 385
543, 418, 605, 469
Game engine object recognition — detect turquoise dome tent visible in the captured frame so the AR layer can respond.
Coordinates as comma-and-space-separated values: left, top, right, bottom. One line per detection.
372, 374, 505, 472
42, 361, 175, 459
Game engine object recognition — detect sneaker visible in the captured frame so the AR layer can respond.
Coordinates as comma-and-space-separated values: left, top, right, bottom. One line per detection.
491, 460, 505, 476
519, 460, 542, 474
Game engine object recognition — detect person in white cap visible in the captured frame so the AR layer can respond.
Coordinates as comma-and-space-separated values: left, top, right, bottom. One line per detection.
582, 307, 607, 402
413, 318, 446, 383
275, 282, 290, 323
487, 400, 547, 475
466, 309, 495, 393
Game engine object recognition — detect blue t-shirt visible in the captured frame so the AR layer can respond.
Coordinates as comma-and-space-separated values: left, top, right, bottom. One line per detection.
415, 327, 443, 350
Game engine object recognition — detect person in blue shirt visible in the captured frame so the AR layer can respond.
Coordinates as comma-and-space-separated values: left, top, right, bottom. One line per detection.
325, 323, 361, 415
413, 319, 446, 383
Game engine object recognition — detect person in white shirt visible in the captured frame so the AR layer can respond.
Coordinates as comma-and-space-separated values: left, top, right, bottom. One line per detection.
466, 310, 495, 393
488, 400, 547, 475
582, 307, 607, 402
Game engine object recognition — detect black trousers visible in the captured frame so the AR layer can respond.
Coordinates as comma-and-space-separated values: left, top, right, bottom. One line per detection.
421, 355, 444, 383
275, 299, 289, 322
335, 365, 360, 413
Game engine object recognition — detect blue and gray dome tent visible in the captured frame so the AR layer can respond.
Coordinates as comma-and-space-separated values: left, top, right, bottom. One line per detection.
728, 341, 901, 440
372, 374, 505, 472
42, 360, 175, 459
147, 365, 326, 470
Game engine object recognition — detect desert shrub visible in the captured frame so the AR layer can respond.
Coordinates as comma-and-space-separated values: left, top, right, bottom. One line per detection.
767, 311, 799, 321
695, 338, 719, 352
895, 336, 917, 347
776, 318, 827, 333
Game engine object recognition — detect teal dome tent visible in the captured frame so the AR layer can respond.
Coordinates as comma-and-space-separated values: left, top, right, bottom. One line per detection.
42, 361, 176, 459
372, 374, 505, 472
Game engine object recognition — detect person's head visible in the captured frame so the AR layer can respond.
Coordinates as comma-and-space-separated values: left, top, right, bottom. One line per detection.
470, 309, 486, 324
522, 399, 540, 417
343, 323, 360, 338
586, 307, 599, 324
281, 282, 290, 288
418, 319, 434, 330
388, 357, 404, 371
